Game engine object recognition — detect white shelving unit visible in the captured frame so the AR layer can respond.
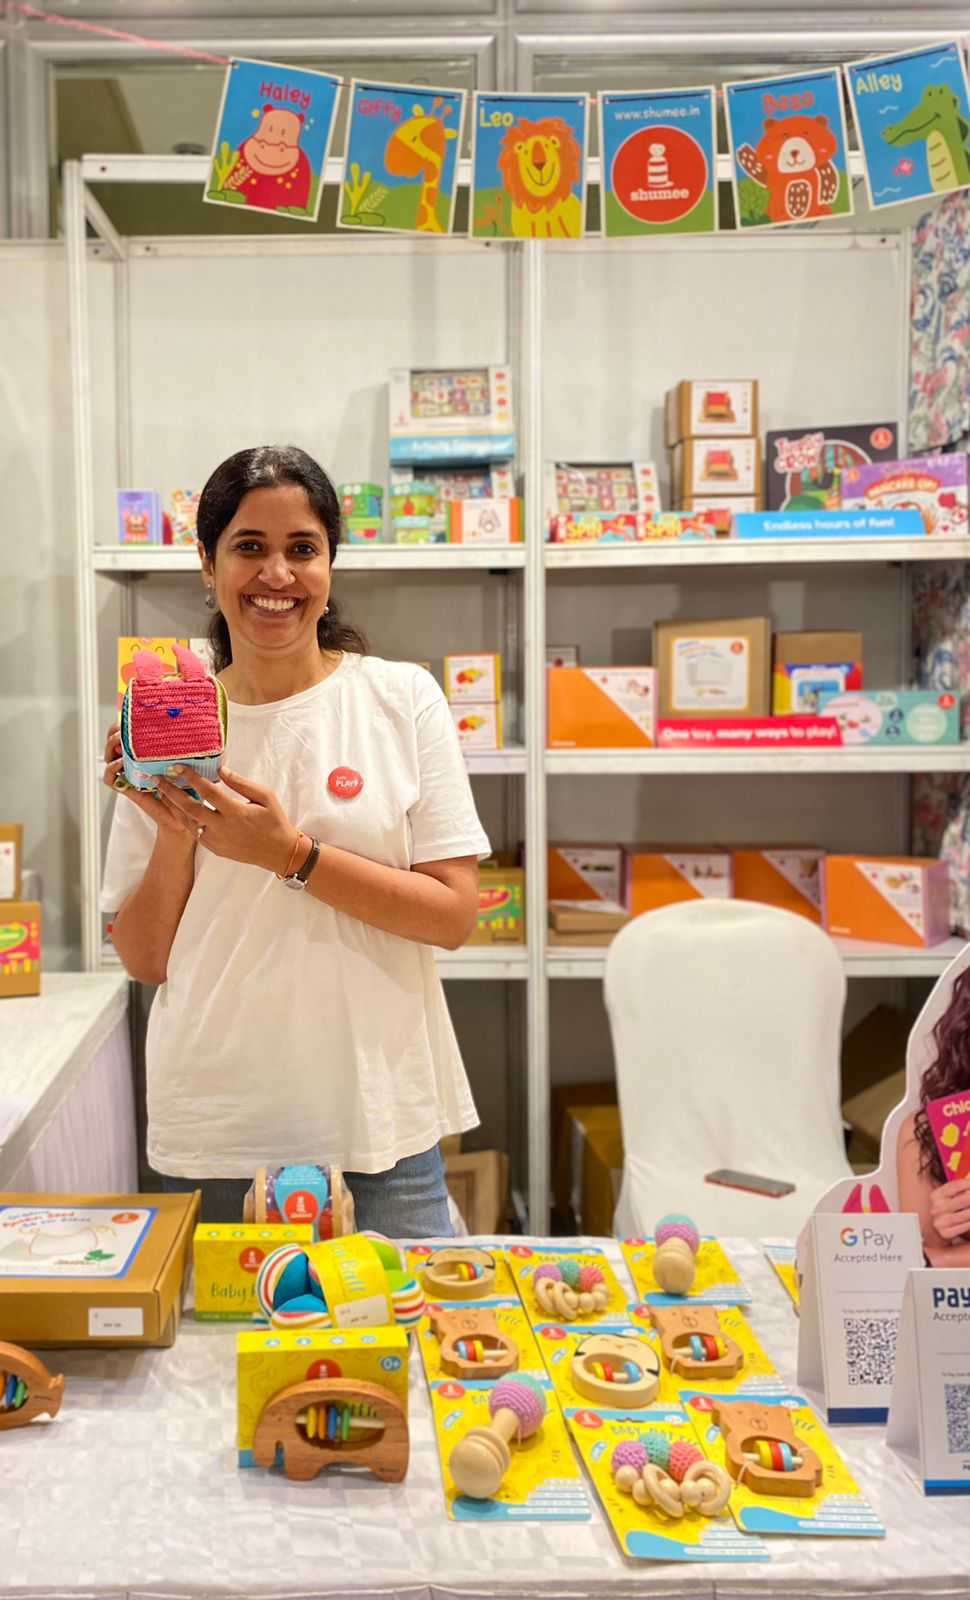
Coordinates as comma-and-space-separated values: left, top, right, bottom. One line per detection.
68, 151, 967, 1233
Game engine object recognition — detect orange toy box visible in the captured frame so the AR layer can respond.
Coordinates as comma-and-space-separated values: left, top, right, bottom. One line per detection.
0, 901, 41, 998
548, 844, 623, 904
733, 848, 825, 924
624, 847, 732, 917
822, 854, 951, 948
547, 667, 655, 748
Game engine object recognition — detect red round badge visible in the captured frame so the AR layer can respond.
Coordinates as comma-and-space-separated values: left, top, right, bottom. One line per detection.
328, 767, 363, 799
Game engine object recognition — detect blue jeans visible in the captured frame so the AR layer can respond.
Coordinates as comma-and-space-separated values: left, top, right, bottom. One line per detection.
160, 1143, 454, 1238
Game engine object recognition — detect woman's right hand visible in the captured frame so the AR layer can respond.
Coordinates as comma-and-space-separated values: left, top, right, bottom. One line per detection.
103, 723, 197, 841
929, 1175, 970, 1242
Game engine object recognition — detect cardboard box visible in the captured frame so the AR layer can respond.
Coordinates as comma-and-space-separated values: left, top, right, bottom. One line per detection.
654, 617, 771, 719
448, 497, 522, 544
193, 1222, 314, 1321
450, 702, 503, 750
545, 460, 661, 532
548, 843, 623, 904
388, 365, 514, 466
551, 1082, 617, 1221
670, 437, 762, 499
822, 855, 952, 948
817, 688, 960, 747
569, 1105, 624, 1237
444, 1150, 508, 1233
773, 630, 863, 715
344, 517, 384, 544
676, 495, 763, 536
840, 453, 970, 539
167, 489, 200, 547
116, 489, 162, 545
0, 1191, 199, 1347
0, 900, 40, 998
444, 652, 502, 704
0, 824, 23, 901
468, 866, 524, 944
665, 380, 759, 446
547, 666, 656, 748
733, 848, 825, 924
548, 901, 629, 936
624, 847, 732, 916
764, 423, 898, 511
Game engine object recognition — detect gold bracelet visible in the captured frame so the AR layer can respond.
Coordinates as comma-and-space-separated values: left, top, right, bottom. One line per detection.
277, 830, 306, 881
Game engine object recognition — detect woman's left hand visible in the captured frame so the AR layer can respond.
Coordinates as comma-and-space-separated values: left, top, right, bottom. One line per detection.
154, 767, 298, 876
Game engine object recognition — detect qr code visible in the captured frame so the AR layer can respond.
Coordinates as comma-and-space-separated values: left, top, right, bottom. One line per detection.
945, 1383, 970, 1452
843, 1314, 898, 1386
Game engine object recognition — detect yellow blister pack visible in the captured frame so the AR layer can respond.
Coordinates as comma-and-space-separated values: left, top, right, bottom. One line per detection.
194, 1222, 313, 1321
626, 1303, 784, 1397
417, 1296, 543, 1386
508, 1243, 630, 1330
622, 1235, 751, 1306
763, 1243, 800, 1308
534, 1323, 674, 1409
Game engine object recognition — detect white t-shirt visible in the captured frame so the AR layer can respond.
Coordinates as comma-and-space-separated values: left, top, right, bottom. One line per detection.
100, 654, 490, 1176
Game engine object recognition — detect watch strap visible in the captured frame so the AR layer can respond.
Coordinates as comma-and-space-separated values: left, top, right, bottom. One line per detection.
292, 835, 320, 886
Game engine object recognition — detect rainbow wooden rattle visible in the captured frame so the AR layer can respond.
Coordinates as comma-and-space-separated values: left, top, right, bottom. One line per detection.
430, 1308, 518, 1380
611, 1432, 731, 1518
648, 1306, 744, 1380
0, 1343, 64, 1432
570, 1334, 660, 1408
652, 1214, 700, 1295
255, 1232, 424, 1330
711, 1400, 823, 1499
448, 1374, 546, 1500
252, 1378, 408, 1483
422, 1247, 496, 1301
532, 1260, 609, 1320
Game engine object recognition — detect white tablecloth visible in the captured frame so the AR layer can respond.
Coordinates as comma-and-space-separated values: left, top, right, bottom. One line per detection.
3, 1235, 964, 1598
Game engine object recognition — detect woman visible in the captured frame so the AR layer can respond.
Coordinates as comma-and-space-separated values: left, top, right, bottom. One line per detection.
898, 961, 970, 1264
101, 445, 489, 1231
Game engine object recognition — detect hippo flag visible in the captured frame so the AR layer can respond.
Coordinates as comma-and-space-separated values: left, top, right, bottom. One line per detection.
206, 58, 339, 223
339, 81, 466, 235
845, 41, 970, 211
724, 67, 853, 229
471, 92, 588, 239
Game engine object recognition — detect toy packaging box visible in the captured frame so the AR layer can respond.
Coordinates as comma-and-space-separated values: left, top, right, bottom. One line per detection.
0, 900, 41, 998
166, 489, 200, 547
450, 703, 503, 750
544, 460, 661, 539
772, 630, 863, 715
764, 423, 898, 511
548, 511, 699, 544
816, 689, 961, 748
654, 618, 771, 720
733, 848, 825, 924
548, 900, 629, 948
548, 843, 623, 905
665, 381, 759, 446
822, 854, 952, 948
448, 498, 522, 544
444, 652, 502, 705
624, 849, 732, 918
116, 488, 162, 545
468, 866, 524, 945
622, 1236, 751, 1307
547, 667, 656, 748
508, 1243, 630, 1332
0, 823, 23, 900
676, 496, 763, 534
0, 1191, 199, 1347
670, 438, 762, 500
840, 453, 969, 539
193, 1222, 314, 1320
388, 365, 515, 465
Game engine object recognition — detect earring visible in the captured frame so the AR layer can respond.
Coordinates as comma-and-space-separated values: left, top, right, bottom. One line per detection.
324, 605, 330, 615
205, 587, 215, 611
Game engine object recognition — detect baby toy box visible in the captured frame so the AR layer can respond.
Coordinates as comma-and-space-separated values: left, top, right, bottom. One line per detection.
388, 365, 514, 465
0, 1190, 199, 1347
468, 866, 525, 945
625, 847, 732, 917
665, 380, 759, 445
772, 630, 863, 715
450, 704, 503, 750
448, 498, 522, 544
193, 1222, 314, 1320
548, 844, 623, 904
544, 460, 661, 536
547, 667, 656, 748
765, 423, 898, 511
445, 652, 502, 705
654, 618, 771, 720
822, 855, 951, 948
840, 454, 969, 539
816, 689, 960, 747
670, 438, 761, 499
733, 848, 825, 924
0, 901, 41, 998
116, 489, 162, 545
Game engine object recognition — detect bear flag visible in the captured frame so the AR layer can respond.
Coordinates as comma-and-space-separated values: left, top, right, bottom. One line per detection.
724, 67, 854, 229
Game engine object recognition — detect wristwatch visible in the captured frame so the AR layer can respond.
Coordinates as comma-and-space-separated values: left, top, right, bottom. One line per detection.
281, 835, 321, 891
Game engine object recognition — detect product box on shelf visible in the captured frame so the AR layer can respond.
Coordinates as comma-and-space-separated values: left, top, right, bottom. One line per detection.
450, 703, 503, 750
547, 644, 580, 668
547, 667, 656, 748
816, 688, 961, 747
468, 866, 525, 945
116, 489, 162, 545
0, 823, 23, 901
772, 630, 863, 715
669, 437, 761, 499
0, 1190, 199, 1346
840, 453, 970, 539
0, 900, 40, 998
344, 516, 384, 544
548, 900, 629, 947
654, 617, 771, 720
624, 847, 732, 917
338, 481, 383, 518
193, 1222, 314, 1321
733, 848, 825, 924
444, 653, 502, 705
764, 423, 898, 511
544, 460, 661, 531
665, 380, 759, 446
166, 490, 200, 547
388, 365, 515, 465
822, 855, 952, 948
676, 495, 762, 535
448, 497, 522, 544
548, 843, 624, 905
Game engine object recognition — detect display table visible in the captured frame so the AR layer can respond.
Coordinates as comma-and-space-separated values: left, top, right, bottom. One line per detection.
0, 971, 135, 1192
3, 1235, 962, 1597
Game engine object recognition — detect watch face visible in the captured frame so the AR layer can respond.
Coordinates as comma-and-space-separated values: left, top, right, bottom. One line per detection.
281, 876, 308, 891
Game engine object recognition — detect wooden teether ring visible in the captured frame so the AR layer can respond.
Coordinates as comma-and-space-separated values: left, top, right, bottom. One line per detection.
680, 1459, 732, 1515
430, 1308, 518, 1380
642, 1463, 684, 1518
423, 1247, 496, 1302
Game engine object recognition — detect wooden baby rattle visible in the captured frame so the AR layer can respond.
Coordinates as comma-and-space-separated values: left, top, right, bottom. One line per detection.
532, 1260, 610, 1321
570, 1333, 660, 1409
711, 1400, 822, 1499
652, 1214, 700, 1296
448, 1374, 546, 1500
648, 1306, 744, 1381
252, 1378, 408, 1483
422, 1246, 496, 1301
611, 1432, 731, 1518
0, 1343, 64, 1432
430, 1307, 518, 1380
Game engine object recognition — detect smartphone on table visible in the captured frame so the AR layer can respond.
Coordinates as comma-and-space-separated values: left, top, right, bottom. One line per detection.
704, 1169, 795, 1198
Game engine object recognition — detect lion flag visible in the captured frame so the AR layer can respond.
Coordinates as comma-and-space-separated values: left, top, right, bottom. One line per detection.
724, 67, 853, 229
471, 92, 589, 239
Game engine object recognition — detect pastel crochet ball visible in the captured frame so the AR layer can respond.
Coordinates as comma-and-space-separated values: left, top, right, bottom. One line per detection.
611, 1440, 648, 1475
533, 1264, 563, 1287
644, 1431, 671, 1472
560, 1259, 582, 1290
490, 1373, 546, 1438
668, 1440, 703, 1482
654, 1214, 700, 1256
577, 1264, 605, 1294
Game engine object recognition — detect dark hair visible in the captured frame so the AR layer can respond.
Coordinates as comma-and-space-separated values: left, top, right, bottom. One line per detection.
914, 962, 970, 1184
196, 445, 367, 672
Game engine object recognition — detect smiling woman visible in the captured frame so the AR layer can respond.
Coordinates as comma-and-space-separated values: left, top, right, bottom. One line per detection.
99, 445, 489, 1230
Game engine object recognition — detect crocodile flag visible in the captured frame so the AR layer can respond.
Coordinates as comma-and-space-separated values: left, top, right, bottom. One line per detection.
845, 42, 970, 211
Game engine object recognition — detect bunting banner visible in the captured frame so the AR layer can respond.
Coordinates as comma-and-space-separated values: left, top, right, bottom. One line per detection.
339, 81, 466, 235
600, 87, 718, 236
205, 57, 339, 223
724, 67, 854, 229
845, 41, 970, 211
470, 92, 589, 238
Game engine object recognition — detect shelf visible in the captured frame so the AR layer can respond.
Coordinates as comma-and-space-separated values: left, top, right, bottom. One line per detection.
465, 744, 525, 775
435, 946, 528, 980
93, 545, 525, 574
548, 936, 966, 981
546, 748, 970, 776
545, 538, 970, 570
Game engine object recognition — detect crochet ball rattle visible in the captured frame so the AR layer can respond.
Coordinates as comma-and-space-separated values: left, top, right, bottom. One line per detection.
0, 1343, 64, 1432
255, 1232, 424, 1330
611, 1433, 731, 1518
652, 1214, 700, 1295
117, 644, 227, 795
532, 1260, 610, 1320
448, 1374, 546, 1500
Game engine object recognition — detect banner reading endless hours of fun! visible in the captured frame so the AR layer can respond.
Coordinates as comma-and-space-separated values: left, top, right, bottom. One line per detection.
205, 58, 339, 223
845, 42, 970, 211
724, 67, 854, 229
600, 87, 718, 236
471, 92, 589, 239
339, 82, 466, 235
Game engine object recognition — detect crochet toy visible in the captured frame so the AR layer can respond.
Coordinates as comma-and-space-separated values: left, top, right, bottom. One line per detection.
429, 1307, 518, 1380
648, 1306, 744, 1381
255, 1232, 425, 1331
532, 1260, 609, 1320
711, 1400, 822, 1498
252, 1379, 408, 1483
448, 1374, 546, 1500
116, 643, 227, 795
652, 1214, 700, 1295
422, 1246, 496, 1300
0, 1343, 64, 1432
570, 1333, 661, 1408
611, 1432, 731, 1518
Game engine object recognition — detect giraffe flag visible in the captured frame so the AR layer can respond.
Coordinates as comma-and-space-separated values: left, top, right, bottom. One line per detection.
206, 58, 339, 223
339, 81, 466, 235
845, 42, 970, 211
471, 92, 589, 239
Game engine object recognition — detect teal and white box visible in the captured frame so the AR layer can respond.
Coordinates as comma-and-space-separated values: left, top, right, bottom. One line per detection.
817, 689, 960, 747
